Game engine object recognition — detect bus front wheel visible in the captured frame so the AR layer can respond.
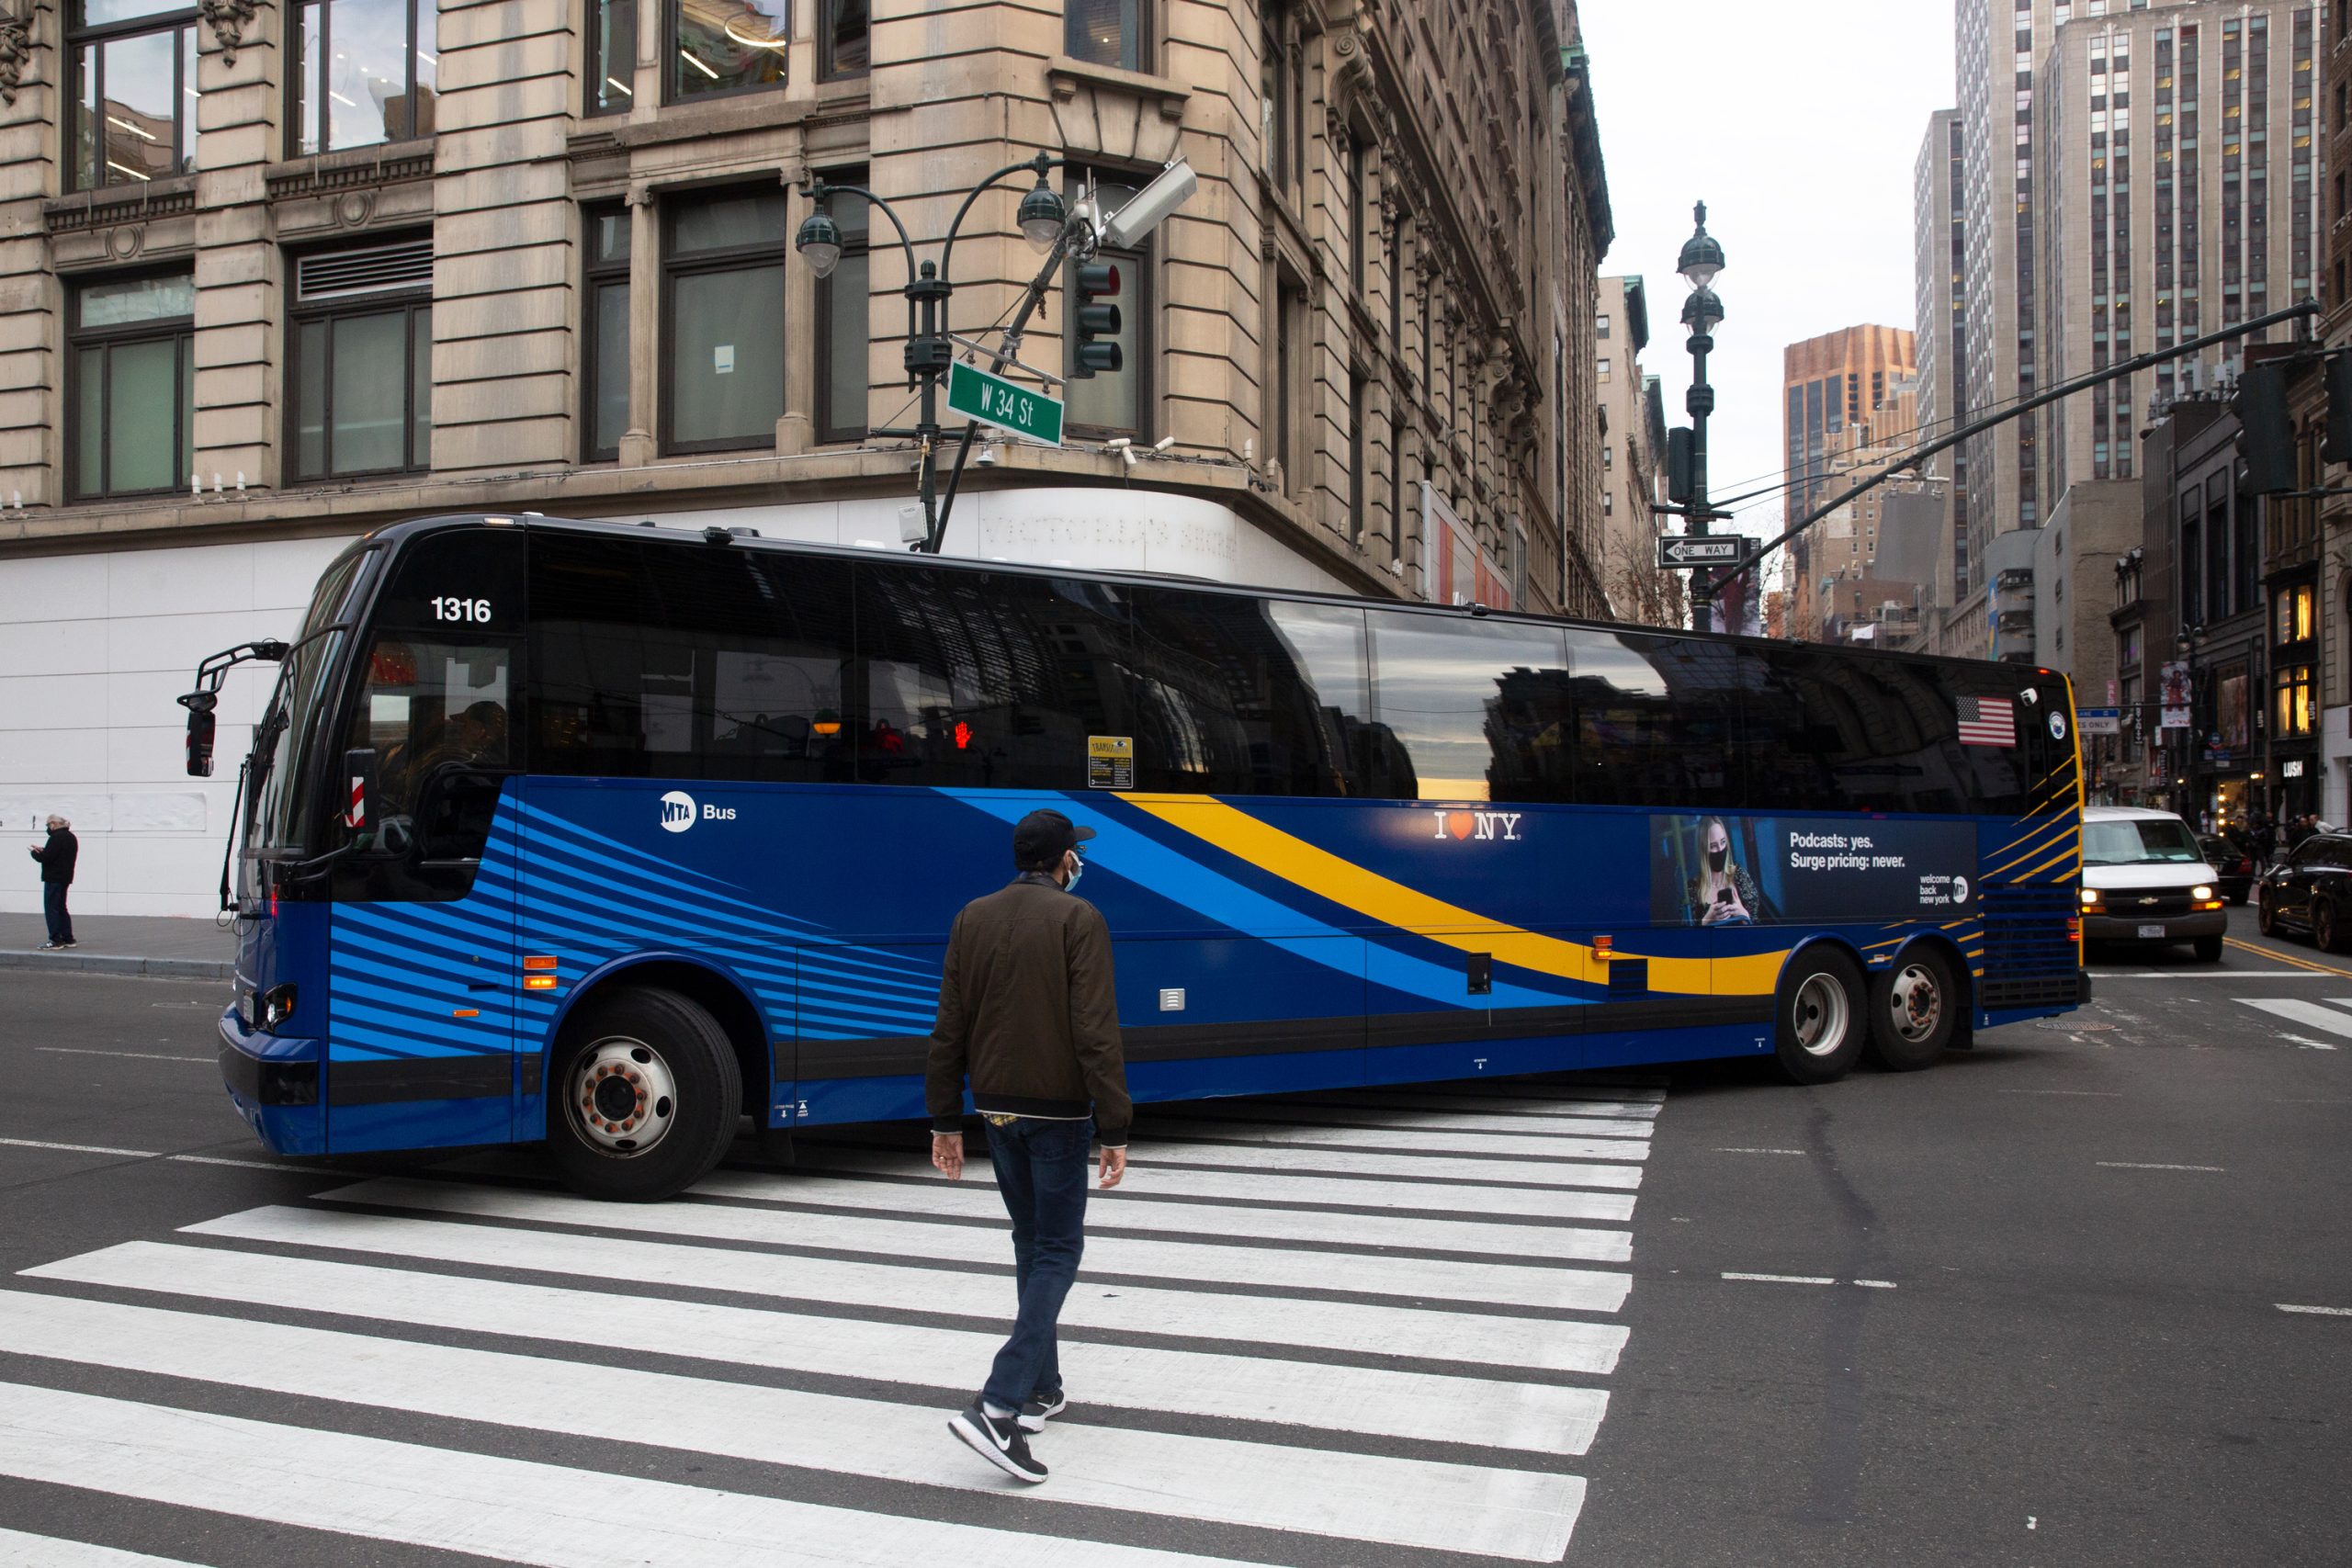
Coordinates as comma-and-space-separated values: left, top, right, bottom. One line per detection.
548, 987, 742, 1201
1774, 948, 1865, 1085
1865, 946, 1958, 1072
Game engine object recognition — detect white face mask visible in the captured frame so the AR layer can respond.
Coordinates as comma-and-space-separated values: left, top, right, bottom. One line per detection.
1064, 853, 1084, 893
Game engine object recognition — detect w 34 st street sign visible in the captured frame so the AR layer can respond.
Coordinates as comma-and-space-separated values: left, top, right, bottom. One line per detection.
1657, 535, 1749, 570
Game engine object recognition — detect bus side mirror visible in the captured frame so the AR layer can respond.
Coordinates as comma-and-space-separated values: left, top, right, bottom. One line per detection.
344, 749, 379, 840
179, 692, 218, 777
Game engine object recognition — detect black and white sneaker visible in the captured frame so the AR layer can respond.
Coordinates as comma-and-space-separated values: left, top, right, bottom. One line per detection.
949, 1402, 1048, 1483
36, 942, 62, 952
1017, 1388, 1069, 1433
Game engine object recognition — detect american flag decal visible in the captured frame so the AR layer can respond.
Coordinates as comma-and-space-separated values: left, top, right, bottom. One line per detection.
1957, 694, 2017, 748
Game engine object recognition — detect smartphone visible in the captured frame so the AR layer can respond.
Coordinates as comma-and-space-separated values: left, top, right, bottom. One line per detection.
1716, 887, 1735, 905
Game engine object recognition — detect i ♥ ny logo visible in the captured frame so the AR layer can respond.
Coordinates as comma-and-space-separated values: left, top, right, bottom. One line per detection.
1430, 809, 1523, 843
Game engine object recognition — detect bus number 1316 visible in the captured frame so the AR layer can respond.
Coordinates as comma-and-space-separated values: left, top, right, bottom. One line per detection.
430, 596, 493, 624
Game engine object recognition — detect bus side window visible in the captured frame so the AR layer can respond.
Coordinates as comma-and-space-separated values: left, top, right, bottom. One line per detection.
854, 564, 1129, 791
1365, 612, 1569, 804
1128, 590, 1363, 796
528, 536, 854, 784
1746, 649, 1964, 815
1565, 629, 1741, 809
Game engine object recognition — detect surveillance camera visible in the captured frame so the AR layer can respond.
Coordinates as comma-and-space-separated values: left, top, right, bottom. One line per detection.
1153, 435, 1176, 452
1121, 446, 1140, 468
1104, 437, 1132, 450
1102, 157, 1199, 249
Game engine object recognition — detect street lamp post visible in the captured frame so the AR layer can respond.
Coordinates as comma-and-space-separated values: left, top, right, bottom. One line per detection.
2176, 625, 2206, 823
794, 153, 1196, 554
1675, 203, 1725, 628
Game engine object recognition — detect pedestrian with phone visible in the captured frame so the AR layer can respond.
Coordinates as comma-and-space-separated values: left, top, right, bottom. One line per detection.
927, 807, 1131, 1485
29, 814, 77, 950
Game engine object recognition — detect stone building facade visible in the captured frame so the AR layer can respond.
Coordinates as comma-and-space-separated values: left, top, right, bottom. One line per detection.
0, 0, 1613, 916
1591, 273, 1679, 626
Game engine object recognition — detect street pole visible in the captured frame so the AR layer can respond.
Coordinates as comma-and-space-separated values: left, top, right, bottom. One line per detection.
1673, 203, 1726, 631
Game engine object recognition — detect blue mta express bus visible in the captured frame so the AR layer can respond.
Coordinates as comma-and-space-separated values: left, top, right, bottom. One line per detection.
187, 514, 2088, 1200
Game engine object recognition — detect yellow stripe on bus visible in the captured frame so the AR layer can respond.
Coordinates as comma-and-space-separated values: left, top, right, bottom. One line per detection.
1125, 795, 1789, 997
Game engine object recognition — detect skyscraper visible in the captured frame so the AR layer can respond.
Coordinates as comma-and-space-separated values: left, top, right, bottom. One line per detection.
1782, 325, 1918, 525
1915, 107, 1969, 633
1952, 0, 2319, 658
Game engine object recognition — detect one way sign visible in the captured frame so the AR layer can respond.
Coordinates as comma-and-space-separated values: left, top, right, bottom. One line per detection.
1657, 535, 1747, 570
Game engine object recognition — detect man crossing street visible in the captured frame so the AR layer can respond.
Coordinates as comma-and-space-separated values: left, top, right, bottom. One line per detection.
928, 807, 1130, 1484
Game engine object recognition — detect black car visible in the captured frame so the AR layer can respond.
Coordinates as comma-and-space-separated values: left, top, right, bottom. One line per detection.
2257, 832, 2352, 950
2198, 833, 2256, 905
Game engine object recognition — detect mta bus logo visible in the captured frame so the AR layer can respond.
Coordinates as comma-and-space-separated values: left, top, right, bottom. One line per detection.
1431, 809, 1523, 842
660, 791, 697, 833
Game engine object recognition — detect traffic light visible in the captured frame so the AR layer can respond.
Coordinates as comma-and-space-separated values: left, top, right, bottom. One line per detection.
1072, 262, 1122, 379
2326, 353, 2352, 468
1666, 427, 1695, 504
2234, 360, 2296, 494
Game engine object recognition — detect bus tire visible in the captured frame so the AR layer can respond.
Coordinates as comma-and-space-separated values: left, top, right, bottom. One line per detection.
547, 987, 742, 1202
1773, 947, 1866, 1085
1864, 946, 1958, 1072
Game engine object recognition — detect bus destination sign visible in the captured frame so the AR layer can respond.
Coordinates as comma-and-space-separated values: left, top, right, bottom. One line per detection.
947, 361, 1064, 447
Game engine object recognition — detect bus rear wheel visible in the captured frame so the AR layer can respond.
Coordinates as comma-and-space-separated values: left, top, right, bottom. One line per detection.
1865, 946, 1958, 1072
548, 987, 741, 1201
1774, 947, 1865, 1085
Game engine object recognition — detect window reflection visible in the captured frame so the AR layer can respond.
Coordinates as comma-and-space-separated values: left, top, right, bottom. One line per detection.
67, 12, 198, 192
673, 0, 790, 99
295, 0, 438, 156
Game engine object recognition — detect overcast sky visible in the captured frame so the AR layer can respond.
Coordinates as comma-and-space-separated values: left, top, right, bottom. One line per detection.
1578, 2, 1958, 556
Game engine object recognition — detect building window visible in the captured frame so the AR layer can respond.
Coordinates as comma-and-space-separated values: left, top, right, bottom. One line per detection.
815, 174, 871, 444
821, 0, 870, 78
662, 188, 788, 453
1349, 134, 1370, 294
288, 239, 435, 480
1348, 372, 1368, 542
1261, 3, 1290, 195
66, 0, 198, 192
587, 0, 637, 114
1272, 277, 1306, 487
68, 272, 195, 500
2277, 581, 2314, 644
1598, 357, 1611, 381
292, 0, 439, 154
1067, 0, 1144, 72
2276, 663, 2316, 735
1596, 312, 1611, 339
582, 208, 632, 461
1066, 169, 1151, 440
670, 0, 789, 101
1602, 490, 1613, 516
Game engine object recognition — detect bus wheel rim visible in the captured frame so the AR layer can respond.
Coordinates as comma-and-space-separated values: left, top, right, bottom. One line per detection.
1793, 973, 1849, 1057
568, 1036, 679, 1156
1885, 962, 1941, 1044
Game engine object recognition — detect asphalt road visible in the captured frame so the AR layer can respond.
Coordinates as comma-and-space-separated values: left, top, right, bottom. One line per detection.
0, 907, 2344, 1567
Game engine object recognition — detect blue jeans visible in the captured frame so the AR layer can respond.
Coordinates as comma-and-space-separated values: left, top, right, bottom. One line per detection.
979, 1115, 1091, 1412
42, 883, 71, 945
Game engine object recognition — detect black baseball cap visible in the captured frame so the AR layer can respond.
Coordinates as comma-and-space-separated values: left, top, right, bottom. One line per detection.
1012, 808, 1095, 868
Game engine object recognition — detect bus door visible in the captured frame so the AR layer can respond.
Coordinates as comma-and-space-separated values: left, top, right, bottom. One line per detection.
325, 527, 526, 1151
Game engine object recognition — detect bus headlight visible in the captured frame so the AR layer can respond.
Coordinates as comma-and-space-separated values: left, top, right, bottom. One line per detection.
260, 984, 298, 1031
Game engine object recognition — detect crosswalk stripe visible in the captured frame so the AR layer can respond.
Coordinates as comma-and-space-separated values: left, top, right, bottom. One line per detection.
0, 1528, 203, 1567
1298, 1090, 1663, 1120
693, 1168, 1634, 1264
1147, 1103, 1657, 1139
187, 1204, 1629, 1373
32, 1241, 1607, 1456
1416, 1079, 1667, 1103
2237, 998, 2352, 1037
0, 1379, 1277, 1568
1142, 1119, 1651, 1161
316, 1178, 1634, 1314
1125, 1140, 1645, 1189
795, 1147, 1639, 1222
0, 1290, 1582, 1561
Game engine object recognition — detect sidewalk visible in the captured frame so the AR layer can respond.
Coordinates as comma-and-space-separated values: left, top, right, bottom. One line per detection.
0, 911, 235, 982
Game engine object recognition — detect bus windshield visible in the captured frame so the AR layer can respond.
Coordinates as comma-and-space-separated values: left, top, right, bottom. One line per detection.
248, 547, 370, 854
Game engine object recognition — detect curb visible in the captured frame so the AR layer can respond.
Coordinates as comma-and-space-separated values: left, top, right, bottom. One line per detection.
0, 951, 232, 983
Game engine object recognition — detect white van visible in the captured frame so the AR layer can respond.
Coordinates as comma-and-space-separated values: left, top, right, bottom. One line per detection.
2079, 805, 2228, 961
